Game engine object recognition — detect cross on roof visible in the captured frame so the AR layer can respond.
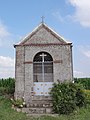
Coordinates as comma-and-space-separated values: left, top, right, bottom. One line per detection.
41, 16, 45, 23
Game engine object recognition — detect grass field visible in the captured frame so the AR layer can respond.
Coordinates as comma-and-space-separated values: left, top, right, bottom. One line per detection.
0, 96, 90, 120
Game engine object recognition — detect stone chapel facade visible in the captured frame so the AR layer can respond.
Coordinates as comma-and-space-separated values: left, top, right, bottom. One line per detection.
14, 23, 73, 107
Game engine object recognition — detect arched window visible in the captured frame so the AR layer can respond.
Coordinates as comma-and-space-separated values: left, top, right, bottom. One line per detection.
33, 52, 53, 82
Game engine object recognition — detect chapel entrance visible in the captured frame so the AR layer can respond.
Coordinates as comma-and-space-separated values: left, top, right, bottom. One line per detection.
33, 52, 53, 96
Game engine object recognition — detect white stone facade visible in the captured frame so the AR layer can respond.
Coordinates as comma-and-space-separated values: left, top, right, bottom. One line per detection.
14, 23, 73, 104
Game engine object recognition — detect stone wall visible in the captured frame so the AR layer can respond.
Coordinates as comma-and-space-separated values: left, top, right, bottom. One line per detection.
15, 44, 73, 100
14, 23, 73, 104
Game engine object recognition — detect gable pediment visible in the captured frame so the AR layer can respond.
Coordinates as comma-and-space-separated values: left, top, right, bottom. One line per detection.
16, 23, 71, 46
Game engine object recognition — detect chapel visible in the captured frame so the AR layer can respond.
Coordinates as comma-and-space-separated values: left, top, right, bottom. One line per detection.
14, 21, 73, 113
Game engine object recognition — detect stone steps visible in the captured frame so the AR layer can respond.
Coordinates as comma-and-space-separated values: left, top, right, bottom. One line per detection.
22, 99, 53, 114
29, 101, 53, 108
32, 96, 52, 101
22, 107, 53, 114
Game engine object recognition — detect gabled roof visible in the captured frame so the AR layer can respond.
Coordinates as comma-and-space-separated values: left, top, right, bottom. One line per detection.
14, 23, 72, 47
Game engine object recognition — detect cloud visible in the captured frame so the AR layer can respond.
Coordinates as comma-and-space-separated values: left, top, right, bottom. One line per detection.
0, 20, 11, 46
74, 69, 90, 78
68, 0, 90, 27
74, 70, 85, 78
0, 19, 19, 78
52, 11, 64, 23
73, 45, 90, 78
0, 21, 10, 38
0, 56, 14, 67
0, 56, 15, 78
78, 45, 90, 58
0, 67, 15, 78
84, 51, 90, 58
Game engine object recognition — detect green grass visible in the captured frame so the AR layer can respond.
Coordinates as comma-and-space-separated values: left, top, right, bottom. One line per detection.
0, 96, 90, 120
0, 96, 28, 120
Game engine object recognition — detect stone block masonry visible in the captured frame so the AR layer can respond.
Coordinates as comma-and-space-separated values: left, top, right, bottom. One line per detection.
14, 23, 73, 113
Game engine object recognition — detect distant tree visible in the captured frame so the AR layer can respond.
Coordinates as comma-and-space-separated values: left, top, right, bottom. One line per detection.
0, 78, 15, 95
74, 78, 90, 90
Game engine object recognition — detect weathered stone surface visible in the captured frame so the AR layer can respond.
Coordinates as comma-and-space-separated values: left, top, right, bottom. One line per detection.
22, 107, 53, 114
14, 23, 73, 112
46, 108, 53, 114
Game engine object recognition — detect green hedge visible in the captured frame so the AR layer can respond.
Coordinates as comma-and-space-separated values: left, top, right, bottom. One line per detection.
50, 82, 86, 115
83, 90, 90, 105
0, 78, 15, 95
74, 78, 90, 90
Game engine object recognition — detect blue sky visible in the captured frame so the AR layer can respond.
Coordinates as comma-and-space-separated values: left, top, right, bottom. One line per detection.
0, 0, 90, 78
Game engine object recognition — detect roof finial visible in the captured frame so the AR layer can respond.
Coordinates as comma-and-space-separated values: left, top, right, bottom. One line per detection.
41, 16, 45, 23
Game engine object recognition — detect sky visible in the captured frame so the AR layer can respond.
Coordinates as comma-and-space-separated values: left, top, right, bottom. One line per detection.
0, 0, 90, 78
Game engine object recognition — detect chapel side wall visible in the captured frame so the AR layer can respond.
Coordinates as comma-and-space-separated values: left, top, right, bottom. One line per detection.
60, 45, 73, 81
14, 46, 25, 99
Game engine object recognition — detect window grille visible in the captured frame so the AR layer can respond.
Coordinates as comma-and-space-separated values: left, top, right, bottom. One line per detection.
33, 52, 53, 82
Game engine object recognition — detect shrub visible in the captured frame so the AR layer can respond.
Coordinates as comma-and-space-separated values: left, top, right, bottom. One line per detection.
83, 90, 90, 105
74, 78, 90, 90
0, 78, 15, 95
0, 87, 7, 95
11, 98, 26, 108
50, 82, 86, 114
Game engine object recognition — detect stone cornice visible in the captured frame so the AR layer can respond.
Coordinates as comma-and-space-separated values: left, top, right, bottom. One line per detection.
14, 43, 72, 48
